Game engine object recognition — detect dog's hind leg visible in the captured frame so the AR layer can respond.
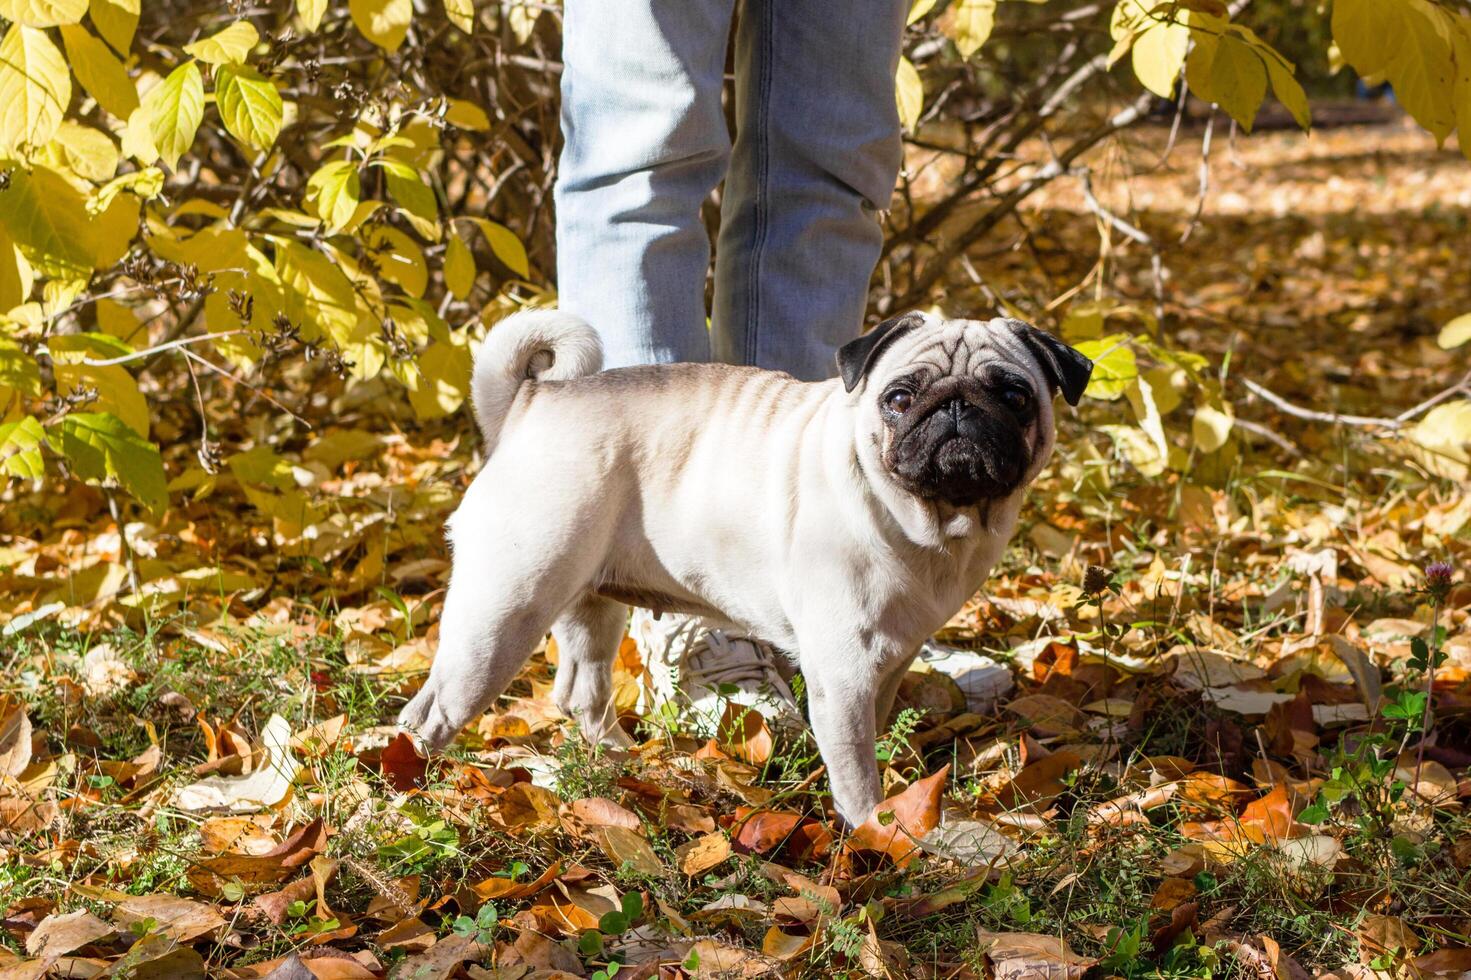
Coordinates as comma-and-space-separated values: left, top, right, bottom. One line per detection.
551, 594, 633, 747
398, 485, 610, 749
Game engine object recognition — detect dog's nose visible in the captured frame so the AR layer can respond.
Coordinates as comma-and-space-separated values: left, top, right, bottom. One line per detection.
947, 397, 977, 422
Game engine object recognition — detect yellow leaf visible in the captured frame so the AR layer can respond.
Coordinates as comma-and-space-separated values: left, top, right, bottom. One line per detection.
1185, 30, 1266, 131
297, 0, 327, 31
47, 119, 119, 182
143, 60, 204, 170
1191, 402, 1234, 453
467, 218, 528, 278
1439, 312, 1471, 349
50, 337, 150, 437
364, 225, 427, 298
1129, 2, 1190, 98
276, 240, 359, 346
1332, 0, 1457, 144
907, 0, 939, 26
506, 1, 539, 44
1262, 49, 1310, 130
60, 23, 139, 119
375, 158, 440, 240
443, 231, 475, 300
443, 98, 489, 130
0, 416, 46, 479
0, 24, 72, 154
0, 164, 97, 278
0, 0, 87, 27
895, 55, 923, 132
1406, 400, 1471, 480
121, 104, 157, 164
407, 340, 471, 419
184, 20, 259, 65
88, 0, 138, 53
305, 159, 361, 232
1452, 17, 1471, 161
0, 232, 35, 311
950, 0, 997, 59
215, 64, 283, 150
444, 0, 473, 33
88, 191, 138, 267
51, 411, 167, 513
350, 0, 412, 51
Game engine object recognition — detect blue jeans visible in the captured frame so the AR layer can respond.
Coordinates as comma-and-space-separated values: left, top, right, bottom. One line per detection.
555, 0, 908, 381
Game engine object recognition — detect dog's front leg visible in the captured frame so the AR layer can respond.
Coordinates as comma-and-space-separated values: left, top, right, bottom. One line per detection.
800, 641, 884, 827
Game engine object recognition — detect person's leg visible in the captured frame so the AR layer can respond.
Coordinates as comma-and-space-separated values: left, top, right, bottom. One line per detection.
555, 0, 736, 368
712, 0, 908, 381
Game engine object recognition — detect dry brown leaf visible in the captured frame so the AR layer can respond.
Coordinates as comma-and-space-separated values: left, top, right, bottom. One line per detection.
468, 860, 561, 902
290, 715, 346, 756
23, 909, 113, 959
1412, 947, 1471, 978
0, 697, 33, 778
1357, 915, 1417, 967
113, 895, 226, 943
593, 825, 664, 875
488, 782, 562, 833
174, 714, 300, 813
676, 833, 731, 877
387, 933, 488, 980
255, 876, 316, 926
1004, 694, 1086, 736
564, 796, 641, 835
978, 931, 1095, 980
761, 925, 815, 961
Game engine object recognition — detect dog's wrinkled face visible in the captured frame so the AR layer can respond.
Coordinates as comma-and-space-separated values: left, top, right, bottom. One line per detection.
840, 313, 1092, 508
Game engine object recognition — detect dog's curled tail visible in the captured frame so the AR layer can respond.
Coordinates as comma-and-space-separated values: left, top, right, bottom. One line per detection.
471, 308, 603, 449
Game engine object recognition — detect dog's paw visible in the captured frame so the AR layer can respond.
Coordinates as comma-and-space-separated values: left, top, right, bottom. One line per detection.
397, 689, 460, 751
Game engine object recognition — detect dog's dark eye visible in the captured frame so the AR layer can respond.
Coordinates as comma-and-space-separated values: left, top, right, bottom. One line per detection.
884, 390, 913, 414
1000, 387, 1032, 412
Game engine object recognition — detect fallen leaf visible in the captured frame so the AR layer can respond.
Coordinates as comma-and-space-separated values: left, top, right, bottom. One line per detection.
593, 825, 664, 875
174, 714, 301, 813
849, 766, 949, 866
719, 702, 774, 765
380, 732, 427, 792
977, 931, 1095, 980
24, 909, 113, 959
676, 832, 731, 876
731, 808, 804, 855
113, 895, 226, 943
565, 796, 641, 835
0, 697, 33, 777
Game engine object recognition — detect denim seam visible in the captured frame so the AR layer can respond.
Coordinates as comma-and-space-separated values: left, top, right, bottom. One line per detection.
744, 0, 775, 366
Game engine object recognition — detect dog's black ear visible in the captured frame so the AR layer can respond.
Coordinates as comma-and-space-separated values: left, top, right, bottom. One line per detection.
837, 312, 923, 392
1012, 321, 1093, 406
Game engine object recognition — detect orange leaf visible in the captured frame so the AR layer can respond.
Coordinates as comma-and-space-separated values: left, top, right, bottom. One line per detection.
731, 807, 804, 855
719, 702, 773, 766
381, 732, 427, 792
848, 765, 949, 867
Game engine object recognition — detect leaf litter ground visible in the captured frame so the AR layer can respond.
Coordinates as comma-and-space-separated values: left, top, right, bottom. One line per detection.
2, 118, 1471, 979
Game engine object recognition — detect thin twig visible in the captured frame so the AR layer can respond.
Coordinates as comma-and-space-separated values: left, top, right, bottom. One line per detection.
105, 491, 141, 598
1241, 378, 1403, 429
44, 331, 247, 368
1180, 112, 1215, 244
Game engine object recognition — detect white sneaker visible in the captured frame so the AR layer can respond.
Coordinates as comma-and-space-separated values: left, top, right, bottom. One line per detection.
630, 609, 800, 737
915, 640, 1015, 713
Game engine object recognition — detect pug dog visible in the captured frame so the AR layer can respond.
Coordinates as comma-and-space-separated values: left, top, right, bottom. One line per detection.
399, 308, 1091, 826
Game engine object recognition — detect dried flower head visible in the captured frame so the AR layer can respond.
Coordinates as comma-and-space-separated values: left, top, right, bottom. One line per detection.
1082, 564, 1112, 596
1425, 560, 1455, 600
